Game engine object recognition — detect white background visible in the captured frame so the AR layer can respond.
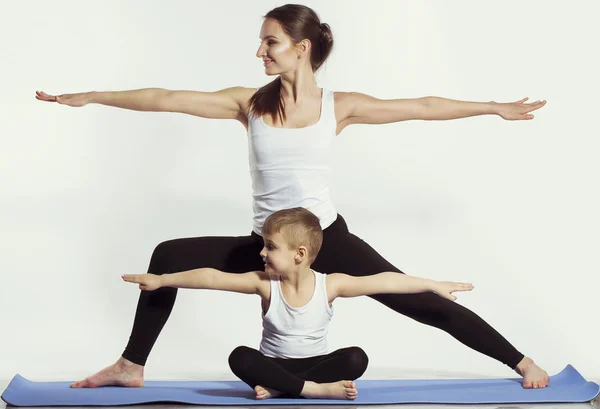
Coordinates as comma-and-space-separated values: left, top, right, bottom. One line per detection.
1, 0, 599, 382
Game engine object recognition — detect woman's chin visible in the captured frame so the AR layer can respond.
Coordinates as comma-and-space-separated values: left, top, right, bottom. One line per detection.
264, 66, 279, 75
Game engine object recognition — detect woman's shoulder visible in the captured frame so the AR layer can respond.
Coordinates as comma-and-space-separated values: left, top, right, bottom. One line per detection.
232, 86, 261, 115
332, 89, 358, 105
331, 91, 358, 129
231, 86, 260, 102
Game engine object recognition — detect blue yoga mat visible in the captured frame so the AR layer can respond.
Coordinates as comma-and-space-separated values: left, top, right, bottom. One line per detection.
2, 365, 598, 406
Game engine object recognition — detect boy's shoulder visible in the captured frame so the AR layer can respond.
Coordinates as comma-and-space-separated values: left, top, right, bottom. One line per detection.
254, 271, 273, 299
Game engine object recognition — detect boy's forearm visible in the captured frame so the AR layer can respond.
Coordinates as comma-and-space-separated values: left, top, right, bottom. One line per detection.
383, 272, 436, 294
423, 96, 498, 120
88, 88, 170, 111
160, 268, 216, 289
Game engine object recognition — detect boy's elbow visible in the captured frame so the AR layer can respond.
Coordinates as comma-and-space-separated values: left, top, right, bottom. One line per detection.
205, 268, 223, 289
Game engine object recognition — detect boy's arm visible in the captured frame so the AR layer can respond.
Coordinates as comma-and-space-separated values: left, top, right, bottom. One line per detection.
162, 268, 268, 294
123, 268, 268, 295
327, 272, 473, 302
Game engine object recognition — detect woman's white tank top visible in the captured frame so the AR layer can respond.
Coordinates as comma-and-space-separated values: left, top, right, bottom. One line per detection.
247, 87, 338, 235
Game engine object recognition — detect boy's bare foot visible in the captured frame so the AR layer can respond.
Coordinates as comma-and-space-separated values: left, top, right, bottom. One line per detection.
70, 357, 144, 388
254, 385, 284, 399
301, 380, 358, 400
515, 356, 550, 389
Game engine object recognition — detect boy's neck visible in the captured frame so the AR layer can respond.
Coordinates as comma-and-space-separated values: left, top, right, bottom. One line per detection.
280, 265, 314, 289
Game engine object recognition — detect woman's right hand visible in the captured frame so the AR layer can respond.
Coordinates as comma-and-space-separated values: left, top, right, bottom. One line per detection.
35, 90, 91, 107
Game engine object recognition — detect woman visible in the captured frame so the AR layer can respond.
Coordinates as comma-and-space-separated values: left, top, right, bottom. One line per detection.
36, 4, 548, 390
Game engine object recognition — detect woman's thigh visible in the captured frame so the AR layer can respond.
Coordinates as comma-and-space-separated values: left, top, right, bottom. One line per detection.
312, 215, 451, 321
148, 234, 265, 274
312, 214, 403, 276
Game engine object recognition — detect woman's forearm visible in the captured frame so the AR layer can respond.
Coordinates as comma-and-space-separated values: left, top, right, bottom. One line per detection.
87, 88, 170, 111
423, 96, 498, 120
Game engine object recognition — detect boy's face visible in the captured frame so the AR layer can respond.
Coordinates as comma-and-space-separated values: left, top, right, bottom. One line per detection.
260, 231, 305, 275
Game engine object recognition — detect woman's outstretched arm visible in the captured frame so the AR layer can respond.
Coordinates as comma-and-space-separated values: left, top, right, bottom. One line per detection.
338, 92, 547, 125
35, 87, 255, 121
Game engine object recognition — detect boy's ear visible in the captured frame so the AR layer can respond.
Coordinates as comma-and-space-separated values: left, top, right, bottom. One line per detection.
295, 246, 307, 263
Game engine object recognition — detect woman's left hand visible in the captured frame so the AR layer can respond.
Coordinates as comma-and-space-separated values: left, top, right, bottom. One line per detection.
495, 98, 547, 120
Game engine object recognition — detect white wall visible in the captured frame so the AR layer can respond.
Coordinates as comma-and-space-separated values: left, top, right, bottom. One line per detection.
2, 0, 599, 382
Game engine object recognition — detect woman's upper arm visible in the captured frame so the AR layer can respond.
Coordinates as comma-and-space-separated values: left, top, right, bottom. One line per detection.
158, 86, 256, 122
335, 91, 429, 128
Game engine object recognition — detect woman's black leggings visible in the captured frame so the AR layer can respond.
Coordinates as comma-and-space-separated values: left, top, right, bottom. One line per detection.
228, 346, 368, 397
121, 214, 524, 369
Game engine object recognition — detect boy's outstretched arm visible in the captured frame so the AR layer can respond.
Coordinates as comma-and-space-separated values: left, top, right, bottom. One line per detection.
121, 268, 267, 295
327, 272, 474, 302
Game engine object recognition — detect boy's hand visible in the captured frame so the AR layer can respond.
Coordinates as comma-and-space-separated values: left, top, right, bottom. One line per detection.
121, 273, 163, 291
432, 281, 474, 301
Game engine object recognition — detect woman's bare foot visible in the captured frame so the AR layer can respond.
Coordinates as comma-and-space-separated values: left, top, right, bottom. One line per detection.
515, 356, 550, 389
301, 380, 358, 400
70, 357, 144, 388
254, 385, 284, 399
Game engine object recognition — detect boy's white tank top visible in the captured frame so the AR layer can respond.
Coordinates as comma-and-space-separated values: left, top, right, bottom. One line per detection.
247, 87, 338, 235
260, 270, 334, 358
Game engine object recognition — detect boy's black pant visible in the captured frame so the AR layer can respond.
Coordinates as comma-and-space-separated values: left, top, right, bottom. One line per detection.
228, 345, 368, 397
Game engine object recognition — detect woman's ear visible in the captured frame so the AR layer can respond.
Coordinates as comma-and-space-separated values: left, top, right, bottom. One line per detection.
296, 39, 311, 59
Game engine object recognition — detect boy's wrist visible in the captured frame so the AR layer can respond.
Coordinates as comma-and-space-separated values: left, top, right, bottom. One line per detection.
427, 279, 439, 292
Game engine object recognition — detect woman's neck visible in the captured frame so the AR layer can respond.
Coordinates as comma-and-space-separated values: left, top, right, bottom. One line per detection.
279, 68, 319, 103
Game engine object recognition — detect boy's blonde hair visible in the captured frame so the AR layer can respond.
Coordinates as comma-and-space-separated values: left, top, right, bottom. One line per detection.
262, 207, 323, 264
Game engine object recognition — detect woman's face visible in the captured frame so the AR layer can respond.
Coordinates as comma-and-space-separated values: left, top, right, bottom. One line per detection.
256, 18, 304, 75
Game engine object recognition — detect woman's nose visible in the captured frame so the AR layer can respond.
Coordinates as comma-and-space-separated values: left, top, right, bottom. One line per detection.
256, 45, 267, 58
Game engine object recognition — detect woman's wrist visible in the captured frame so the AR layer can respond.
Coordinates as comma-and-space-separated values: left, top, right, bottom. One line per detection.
486, 101, 500, 116
85, 91, 100, 104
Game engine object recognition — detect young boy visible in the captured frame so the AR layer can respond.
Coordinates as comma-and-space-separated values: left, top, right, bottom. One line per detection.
122, 208, 473, 400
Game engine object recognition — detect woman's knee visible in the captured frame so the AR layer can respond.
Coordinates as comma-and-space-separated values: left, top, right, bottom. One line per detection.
228, 346, 257, 373
148, 239, 189, 275
345, 346, 369, 378
373, 291, 455, 327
